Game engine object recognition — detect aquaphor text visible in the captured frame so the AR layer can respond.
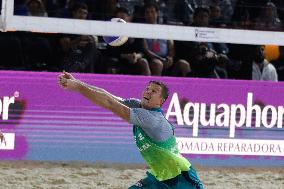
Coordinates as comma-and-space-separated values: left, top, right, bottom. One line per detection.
0, 96, 16, 120
166, 93, 284, 138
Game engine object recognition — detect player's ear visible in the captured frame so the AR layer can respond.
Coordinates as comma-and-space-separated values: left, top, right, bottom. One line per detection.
159, 98, 164, 105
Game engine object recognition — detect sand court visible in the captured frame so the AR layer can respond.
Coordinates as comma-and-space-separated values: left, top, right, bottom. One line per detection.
0, 161, 283, 189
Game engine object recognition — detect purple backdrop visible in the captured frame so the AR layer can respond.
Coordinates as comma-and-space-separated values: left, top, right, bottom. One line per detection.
0, 71, 283, 167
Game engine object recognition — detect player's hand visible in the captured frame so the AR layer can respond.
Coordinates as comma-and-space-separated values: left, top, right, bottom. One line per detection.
58, 71, 80, 91
58, 71, 73, 86
59, 77, 81, 92
60, 71, 75, 80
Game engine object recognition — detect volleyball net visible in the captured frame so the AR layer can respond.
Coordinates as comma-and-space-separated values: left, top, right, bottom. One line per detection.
1, 0, 284, 46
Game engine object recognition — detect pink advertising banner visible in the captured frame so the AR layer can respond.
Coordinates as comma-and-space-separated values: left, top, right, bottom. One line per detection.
0, 71, 283, 167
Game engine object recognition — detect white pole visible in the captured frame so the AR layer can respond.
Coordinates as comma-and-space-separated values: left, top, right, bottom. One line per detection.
0, 0, 6, 30
3, 0, 15, 31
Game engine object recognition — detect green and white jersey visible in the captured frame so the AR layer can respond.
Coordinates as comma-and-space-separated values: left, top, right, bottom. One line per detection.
123, 99, 191, 181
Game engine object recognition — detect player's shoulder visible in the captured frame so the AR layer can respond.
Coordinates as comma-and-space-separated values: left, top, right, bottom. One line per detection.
123, 98, 141, 104
121, 98, 141, 108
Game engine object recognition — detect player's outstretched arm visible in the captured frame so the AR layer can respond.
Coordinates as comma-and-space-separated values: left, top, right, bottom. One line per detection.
58, 72, 130, 121
59, 71, 123, 101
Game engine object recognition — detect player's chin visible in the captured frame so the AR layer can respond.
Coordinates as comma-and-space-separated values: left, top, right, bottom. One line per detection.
141, 100, 147, 107
141, 101, 151, 109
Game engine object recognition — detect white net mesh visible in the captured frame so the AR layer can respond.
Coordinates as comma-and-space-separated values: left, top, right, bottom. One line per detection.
2, 0, 284, 45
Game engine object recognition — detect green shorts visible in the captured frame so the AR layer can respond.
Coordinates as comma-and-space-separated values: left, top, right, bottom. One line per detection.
128, 167, 204, 189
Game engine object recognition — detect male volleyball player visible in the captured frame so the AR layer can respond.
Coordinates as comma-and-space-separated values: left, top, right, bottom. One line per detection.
58, 71, 204, 189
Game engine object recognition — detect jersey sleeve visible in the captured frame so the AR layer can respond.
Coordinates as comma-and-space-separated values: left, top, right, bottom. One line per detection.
129, 108, 173, 141
120, 98, 141, 108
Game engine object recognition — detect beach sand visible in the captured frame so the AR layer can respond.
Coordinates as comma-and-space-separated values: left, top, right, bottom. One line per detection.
0, 161, 283, 189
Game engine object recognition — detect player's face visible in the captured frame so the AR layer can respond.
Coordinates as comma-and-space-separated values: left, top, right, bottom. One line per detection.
141, 83, 164, 109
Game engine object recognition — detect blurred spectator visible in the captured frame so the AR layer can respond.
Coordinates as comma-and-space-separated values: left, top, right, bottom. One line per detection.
226, 44, 256, 80
209, 5, 226, 27
54, 0, 67, 9
21, 32, 53, 71
231, 5, 253, 29
271, 46, 284, 81
189, 43, 220, 78
254, 2, 282, 31
252, 45, 278, 81
157, 0, 181, 25
132, 4, 145, 23
143, 3, 191, 76
157, 0, 169, 23
232, 0, 269, 29
21, 0, 53, 71
6, 0, 284, 81
193, 7, 228, 54
143, 3, 170, 75
104, 7, 151, 75
57, 2, 101, 73
71, 1, 89, 19
53, 0, 72, 18
54, 0, 97, 19
173, 0, 196, 25
205, 0, 234, 23
93, 0, 119, 20
192, 6, 210, 27
118, 0, 141, 17
14, 0, 28, 15
273, 0, 284, 23
56, 0, 92, 19
175, 6, 238, 79
0, 32, 25, 70
132, 0, 170, 24
182, 7, 229, 56
44, 0, 61, 17
215, 53, 229, 78
77, 0, 97, 19
174, 7, 209, 58
26, 0, 48, 17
